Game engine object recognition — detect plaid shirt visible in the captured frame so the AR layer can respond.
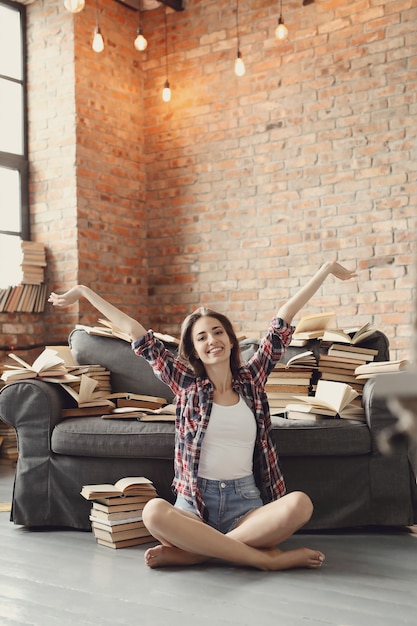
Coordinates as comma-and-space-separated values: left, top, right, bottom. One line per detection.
132, 316, 294, 520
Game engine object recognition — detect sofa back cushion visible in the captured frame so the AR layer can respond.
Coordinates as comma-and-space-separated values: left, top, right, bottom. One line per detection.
68, 329, 176, 402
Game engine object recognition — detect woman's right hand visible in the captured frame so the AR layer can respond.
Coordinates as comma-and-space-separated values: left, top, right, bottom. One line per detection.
48, 285, 84, 308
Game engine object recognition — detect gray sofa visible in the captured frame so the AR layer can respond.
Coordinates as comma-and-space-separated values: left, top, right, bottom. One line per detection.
1, 327, 416, 531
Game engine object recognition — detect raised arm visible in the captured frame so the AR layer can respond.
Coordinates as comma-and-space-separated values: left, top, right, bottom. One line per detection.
277, 261, 357, 325
48, 285, 147, 342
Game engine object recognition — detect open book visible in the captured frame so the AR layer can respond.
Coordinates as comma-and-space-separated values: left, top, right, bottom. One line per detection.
293, 312, 336, 340
81, 476, 156, 500
59, 374, 115, 409
322, 322, 376, 346
286, 379, 363, 419
1, 348, 78, 383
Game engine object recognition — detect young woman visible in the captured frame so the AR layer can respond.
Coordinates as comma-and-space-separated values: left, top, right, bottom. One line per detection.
49, 260, 356, 571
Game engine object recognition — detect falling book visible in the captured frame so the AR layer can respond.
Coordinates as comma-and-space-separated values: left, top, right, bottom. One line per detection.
81, 476, 156, 500
322, 322, 377, 345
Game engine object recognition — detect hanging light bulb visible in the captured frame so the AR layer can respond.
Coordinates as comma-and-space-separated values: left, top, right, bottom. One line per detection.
134, 27, 148, 52
234, 0, 245, 77
162, 79, 171, 102
275, 0, 289, 40
92, 25, 104, 53
92, 0, 104, 53
162, 8, 171, 102
234, 50, 245, 77
64, 0, 85, 13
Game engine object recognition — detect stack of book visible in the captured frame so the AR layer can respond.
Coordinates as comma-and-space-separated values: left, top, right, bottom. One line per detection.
266, 351, 317, 414
291, 311, 336, 346
319, 344, 379, 398
60, 374, 116, 417
0, 241, 47, 313
81, 477, 157, 549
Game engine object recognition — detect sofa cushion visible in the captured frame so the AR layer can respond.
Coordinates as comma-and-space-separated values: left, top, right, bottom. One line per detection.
52, 417, 175, 459
271, 415, 371, 456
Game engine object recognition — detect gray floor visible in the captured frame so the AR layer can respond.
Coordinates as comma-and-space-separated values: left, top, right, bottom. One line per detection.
0, 463, 416, 626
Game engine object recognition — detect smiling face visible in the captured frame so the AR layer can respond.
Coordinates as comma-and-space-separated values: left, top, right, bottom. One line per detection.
191, 316, 233, 369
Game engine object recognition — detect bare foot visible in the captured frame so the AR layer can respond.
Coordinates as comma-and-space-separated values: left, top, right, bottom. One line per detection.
144, 544, 209, 569
260, 546, 325, 571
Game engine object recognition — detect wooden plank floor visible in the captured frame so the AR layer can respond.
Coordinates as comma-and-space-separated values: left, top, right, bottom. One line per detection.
1, 463, 416, 626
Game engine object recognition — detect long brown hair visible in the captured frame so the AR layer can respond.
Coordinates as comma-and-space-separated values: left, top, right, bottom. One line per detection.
179, 307, 241, 378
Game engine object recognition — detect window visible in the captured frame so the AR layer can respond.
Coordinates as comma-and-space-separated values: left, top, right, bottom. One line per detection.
0, 0, 29, 288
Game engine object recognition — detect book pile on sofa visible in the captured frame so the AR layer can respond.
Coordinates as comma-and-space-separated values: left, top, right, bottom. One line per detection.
81, 477, 157, 549
266, 350, 317, 413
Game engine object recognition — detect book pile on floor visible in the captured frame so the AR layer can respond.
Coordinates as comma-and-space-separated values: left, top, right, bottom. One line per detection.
266, 351, 317, 414
81, 477, 157, 549
0, 241, 47, 313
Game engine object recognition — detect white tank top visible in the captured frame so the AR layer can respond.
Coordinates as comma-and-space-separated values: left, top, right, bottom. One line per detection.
198, 396, 256, 480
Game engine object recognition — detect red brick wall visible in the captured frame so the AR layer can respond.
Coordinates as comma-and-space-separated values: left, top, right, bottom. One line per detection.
1, 0, 416, 370
0, 0, 147, 369
142, 0, 417, 360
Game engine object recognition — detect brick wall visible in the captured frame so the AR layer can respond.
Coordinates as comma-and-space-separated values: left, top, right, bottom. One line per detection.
1, 0, 416, 370
0, 0, 147, 368
142, 0, 417, 360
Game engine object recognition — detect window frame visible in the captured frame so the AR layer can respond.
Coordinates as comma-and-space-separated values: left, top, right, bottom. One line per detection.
0, 0, 29, 241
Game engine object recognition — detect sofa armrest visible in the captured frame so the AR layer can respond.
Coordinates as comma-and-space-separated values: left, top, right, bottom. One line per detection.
362, 377, 417, 524
362, 377, 404, 453
0, 380, 68, 526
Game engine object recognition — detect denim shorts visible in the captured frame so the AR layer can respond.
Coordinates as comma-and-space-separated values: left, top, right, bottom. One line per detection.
174, 475, 263, 534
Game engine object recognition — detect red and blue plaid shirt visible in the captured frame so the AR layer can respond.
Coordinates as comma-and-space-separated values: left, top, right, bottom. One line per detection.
132, 316, 294, 520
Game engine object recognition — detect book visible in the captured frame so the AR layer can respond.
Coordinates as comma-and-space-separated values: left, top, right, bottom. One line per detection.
93, 526, 152, 542
62, 405, 115, 418
293, 312, 336, 339
92, 494, 156, 517
285, 406, 333, 420
275, 350, 317, 369
1, 348, 77, 383
90, 518, 145, 532
90, 508, 144, 522
81, 476, 156, 500
106, 392, 168, 410
59, 374, 115, 409
322, 322, 377, 345
354, 359, 411, 379
96, 536, 154, 549
327, 344, 378, 362
288, 379, 362, 419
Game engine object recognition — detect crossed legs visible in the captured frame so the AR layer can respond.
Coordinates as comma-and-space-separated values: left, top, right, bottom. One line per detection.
142, 491, 325, 571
